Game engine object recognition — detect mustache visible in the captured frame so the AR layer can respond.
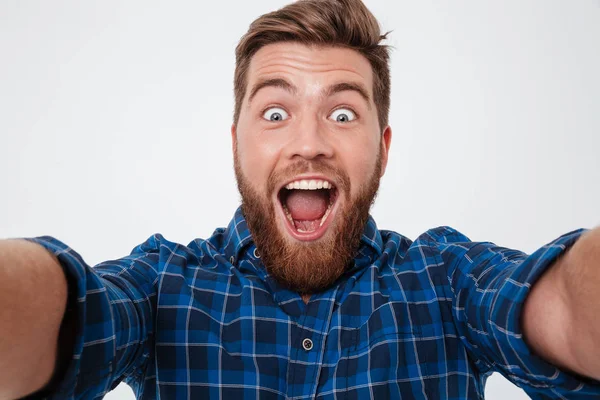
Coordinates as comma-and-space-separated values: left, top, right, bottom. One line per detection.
267, 160, 351, 196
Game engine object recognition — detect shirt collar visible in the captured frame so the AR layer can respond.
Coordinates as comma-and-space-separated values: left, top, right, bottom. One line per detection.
222, 206, 383, 265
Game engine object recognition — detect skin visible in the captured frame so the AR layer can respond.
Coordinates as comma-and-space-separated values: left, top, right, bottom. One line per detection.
232, 42, 392, 246
523, 227, 600, 380
0, 240, 67, 399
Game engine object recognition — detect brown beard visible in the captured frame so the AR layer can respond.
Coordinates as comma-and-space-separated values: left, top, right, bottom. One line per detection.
234, 150, 382, 295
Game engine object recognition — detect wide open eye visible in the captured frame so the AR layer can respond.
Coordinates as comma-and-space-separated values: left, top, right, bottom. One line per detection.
329, 108, 356, 123
262, 107, 289, 122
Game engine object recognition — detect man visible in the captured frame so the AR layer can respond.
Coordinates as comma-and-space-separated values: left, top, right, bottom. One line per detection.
1, 0, 599, 399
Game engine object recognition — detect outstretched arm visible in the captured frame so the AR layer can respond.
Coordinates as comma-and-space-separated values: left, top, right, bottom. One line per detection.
523, 226, 600, 380
0, 240, 68, 399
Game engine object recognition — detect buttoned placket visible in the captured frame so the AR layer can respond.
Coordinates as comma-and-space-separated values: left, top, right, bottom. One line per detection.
285, 293, 339, 398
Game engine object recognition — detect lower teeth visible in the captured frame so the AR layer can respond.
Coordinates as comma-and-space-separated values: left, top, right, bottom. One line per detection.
282, 204, 294, 225
319, 203, 333, 227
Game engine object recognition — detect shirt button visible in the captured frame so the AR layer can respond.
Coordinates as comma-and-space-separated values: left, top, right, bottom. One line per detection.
230, 256, 235, 265
253, 248, 260, 258
302, 338, 313, 351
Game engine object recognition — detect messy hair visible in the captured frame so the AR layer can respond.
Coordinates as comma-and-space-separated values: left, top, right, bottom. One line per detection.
234, 0, 391, 131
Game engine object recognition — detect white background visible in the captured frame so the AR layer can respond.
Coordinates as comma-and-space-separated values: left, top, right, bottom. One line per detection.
1, 0, 599, 398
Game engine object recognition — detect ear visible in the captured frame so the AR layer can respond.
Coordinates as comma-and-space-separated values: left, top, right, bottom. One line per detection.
379, 125, 392, 177
231, 123, 237, 156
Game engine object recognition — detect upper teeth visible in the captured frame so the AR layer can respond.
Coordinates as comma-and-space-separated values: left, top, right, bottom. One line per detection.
285, 179, 333, 190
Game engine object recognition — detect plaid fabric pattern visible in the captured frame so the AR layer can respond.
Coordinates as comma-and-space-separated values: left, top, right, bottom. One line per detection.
29, 207, 600, 399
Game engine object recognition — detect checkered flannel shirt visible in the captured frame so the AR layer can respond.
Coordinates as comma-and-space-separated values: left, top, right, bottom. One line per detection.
28, 207, 600, 399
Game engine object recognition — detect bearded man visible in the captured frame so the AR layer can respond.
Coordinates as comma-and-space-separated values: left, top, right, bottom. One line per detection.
1, 0, 600, 399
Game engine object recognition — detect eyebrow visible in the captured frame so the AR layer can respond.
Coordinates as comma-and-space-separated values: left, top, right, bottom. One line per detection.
324, 82, 371, 108
248, 78, 297, 104
247, 78, 372, 108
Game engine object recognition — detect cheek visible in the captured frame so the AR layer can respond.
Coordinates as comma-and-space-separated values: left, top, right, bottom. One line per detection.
237, 131, 283, 192
338, 137, 380, 194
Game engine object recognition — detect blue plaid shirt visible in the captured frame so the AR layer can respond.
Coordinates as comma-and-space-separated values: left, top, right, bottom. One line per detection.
30, 207, 600, 399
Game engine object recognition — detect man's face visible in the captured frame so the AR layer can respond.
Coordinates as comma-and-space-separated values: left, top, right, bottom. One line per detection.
233, 42, 391, 294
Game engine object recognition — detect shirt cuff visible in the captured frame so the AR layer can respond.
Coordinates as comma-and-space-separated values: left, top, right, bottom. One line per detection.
490, 229, 600, 395
25, 236, 117, 399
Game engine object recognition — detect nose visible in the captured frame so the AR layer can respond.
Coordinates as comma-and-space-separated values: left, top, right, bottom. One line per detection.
285, 117, 334, 161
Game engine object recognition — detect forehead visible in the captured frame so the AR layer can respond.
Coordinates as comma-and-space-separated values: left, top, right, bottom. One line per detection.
246, 42, 374, 97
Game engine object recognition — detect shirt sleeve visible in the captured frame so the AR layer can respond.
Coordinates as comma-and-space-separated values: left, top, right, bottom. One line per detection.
25, 235, 163, 399
425, 226, 600, 398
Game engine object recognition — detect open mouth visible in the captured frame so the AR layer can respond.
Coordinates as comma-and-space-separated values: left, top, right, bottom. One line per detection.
277, 178, 339, 240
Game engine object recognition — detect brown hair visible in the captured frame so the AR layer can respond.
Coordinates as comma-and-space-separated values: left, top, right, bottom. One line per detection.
233, 0, 391, 131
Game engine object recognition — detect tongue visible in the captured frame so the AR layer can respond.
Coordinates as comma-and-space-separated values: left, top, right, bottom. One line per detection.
285, 190, 329, 221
